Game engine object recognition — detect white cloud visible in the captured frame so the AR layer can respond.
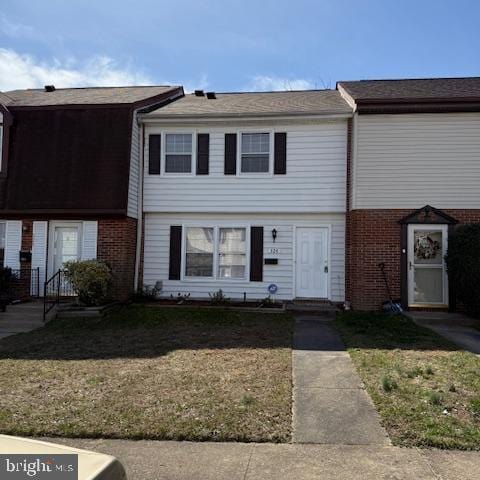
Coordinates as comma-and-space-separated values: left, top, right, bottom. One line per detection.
246, 75, 316, 92
0, 14, 35, 38
0, 48, 152, 91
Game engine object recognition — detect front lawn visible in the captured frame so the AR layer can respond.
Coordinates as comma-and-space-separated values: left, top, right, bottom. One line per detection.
335, 312, 480, 450
0, 306, 293, 442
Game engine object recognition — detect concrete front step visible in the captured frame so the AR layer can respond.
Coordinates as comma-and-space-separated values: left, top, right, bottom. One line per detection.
286, 303, 338, 318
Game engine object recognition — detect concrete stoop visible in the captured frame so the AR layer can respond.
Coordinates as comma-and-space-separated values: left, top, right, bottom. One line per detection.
286, 301, 338, 319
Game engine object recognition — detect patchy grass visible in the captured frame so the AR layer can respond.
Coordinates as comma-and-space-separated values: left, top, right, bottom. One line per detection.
0, 306, 293, 442
335, 312, 480, 450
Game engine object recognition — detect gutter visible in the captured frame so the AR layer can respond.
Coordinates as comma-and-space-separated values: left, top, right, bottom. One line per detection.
134, 119, 144, 291
139, 112, 353, 124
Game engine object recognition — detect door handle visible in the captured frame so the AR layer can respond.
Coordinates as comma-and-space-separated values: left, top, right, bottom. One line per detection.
324, 266, 328, 273
409, 261, 413, 270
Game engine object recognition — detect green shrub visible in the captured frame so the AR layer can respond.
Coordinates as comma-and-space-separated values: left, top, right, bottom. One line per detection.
445, 224, 480, 315
64, 260, 112, 306
381, 376, 398, 392
429, 392, 442, 406
131, 284, 161, 303
469, 398, 480, 416
209, 289, 230, 306
425, 365, 434, 376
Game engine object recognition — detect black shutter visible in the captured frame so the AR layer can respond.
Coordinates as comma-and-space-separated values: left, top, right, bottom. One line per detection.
274, 132, 287, 174
148, 134, 161, 175
196, 133, 209, 175
224, 133, 237, 175
169, 226, 182, 280
250, 227, 264, 282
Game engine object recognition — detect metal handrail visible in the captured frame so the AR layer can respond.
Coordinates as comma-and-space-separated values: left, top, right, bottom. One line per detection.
43, 269, 76, 322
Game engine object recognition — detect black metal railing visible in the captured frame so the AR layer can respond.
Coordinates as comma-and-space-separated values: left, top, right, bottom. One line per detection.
43, 270, 76, 321
9, 267, 40, 300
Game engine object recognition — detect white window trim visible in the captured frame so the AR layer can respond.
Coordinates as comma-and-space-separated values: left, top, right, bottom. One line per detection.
181, 223, 251, 282
161, 131, 197, 177
236, 129, 274, 177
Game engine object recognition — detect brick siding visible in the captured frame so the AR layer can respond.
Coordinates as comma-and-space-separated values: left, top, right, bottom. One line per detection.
346, 209, 480, 310
97, 217, 137, 300
8, 217, 137, 302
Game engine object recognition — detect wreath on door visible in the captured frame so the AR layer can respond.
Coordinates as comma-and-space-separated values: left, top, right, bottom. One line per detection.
415, 234, 441, 260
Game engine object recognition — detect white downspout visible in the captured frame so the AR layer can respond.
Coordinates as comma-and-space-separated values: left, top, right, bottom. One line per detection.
134, 119, 144, 291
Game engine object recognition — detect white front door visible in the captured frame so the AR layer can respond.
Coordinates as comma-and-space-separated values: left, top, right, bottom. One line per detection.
408, 224, 448, 307
48, 222, 83, 277
295, 227, 329, 298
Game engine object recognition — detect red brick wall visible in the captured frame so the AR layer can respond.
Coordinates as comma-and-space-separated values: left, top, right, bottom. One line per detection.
5, 217, 137, 302
97, 217, 137, 301
346, 209, 480, 310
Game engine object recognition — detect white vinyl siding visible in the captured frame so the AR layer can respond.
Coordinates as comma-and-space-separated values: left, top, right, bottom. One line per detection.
143, 213, 345, 302
144, 121, 347, 213
127, 111, 140, 218
81, 221, 98, 260
353, 113, 480, 209
31, 221, 48, 295
4, 220, 22, 270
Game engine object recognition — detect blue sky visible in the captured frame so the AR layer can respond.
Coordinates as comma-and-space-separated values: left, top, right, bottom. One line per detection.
1, 0, 479, 91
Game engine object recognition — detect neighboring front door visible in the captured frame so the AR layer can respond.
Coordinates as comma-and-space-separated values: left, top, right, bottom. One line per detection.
295, 227, 329, 298
48, 222, 83, 277
408, 224, 448, 307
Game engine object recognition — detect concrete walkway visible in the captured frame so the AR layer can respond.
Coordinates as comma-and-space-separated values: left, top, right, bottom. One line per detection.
44, 437, 480, 480
406, 311, 480, 354
0, 301, 44, 339
292, 314, 390, 445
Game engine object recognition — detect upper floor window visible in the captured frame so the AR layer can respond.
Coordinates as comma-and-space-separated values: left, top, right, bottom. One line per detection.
240, 132, 270, 173
165, 133, 193, 173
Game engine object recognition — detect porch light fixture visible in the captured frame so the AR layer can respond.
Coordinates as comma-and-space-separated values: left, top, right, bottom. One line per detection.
271, 228, 277, 243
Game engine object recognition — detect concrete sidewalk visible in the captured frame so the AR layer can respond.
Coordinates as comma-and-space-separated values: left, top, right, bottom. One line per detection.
406, 311, 480, 354
45, 437, 480, 480
0, 302, 44, 339
292, 314, 389, 444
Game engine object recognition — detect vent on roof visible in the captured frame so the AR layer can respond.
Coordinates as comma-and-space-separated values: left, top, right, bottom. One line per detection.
206, 91, 216, 99
194, 90, 205, 97
44, 85, 56, 92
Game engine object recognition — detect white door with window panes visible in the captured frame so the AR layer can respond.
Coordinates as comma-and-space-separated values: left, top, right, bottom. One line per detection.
407, 224, 448, 307
47, 222, 82, 295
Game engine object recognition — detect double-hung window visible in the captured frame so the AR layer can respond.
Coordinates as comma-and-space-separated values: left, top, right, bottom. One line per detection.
240, 132, 270, 173
165, 133, 193, 173
185, 227, 214, 277
218, 228, 247, 279
184, 226, 247, 280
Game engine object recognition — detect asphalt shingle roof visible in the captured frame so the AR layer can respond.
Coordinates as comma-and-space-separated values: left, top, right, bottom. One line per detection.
146, 90, 352, 117
1, 86, 180, 107
338, 77, 480, 102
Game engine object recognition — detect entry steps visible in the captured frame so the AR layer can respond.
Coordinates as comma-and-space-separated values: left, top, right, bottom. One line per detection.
286, 300, 339, 319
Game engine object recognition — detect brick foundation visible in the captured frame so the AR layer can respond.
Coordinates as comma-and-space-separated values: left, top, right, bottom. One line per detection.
346, 209, 480, 310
